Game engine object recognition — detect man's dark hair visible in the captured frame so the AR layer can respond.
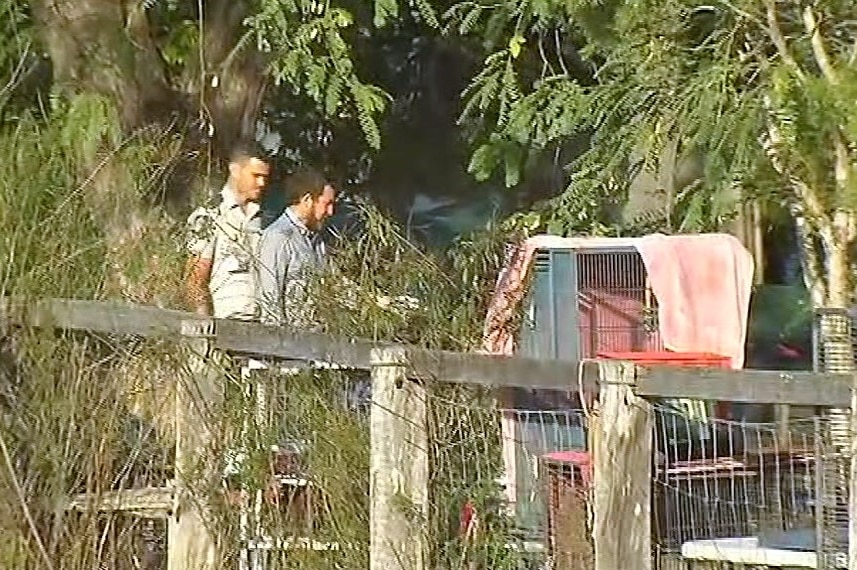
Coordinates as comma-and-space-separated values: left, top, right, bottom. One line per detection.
285, 167, 330, 204
228, 141, 267, 165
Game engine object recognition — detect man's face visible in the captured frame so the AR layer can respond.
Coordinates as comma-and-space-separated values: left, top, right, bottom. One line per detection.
304, 185, 336, 230
229, 157, 270, 203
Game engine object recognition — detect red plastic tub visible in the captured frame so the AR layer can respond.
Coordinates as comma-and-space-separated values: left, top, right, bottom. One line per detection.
597, 350, 732, 418
596, 350, 731, 368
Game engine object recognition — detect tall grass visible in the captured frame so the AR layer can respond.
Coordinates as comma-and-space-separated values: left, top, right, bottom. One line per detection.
0, 83, 531, 569
0, 116, 106, 298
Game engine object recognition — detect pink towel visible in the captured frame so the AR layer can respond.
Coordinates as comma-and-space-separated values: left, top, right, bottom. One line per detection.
635, 233, 754, 369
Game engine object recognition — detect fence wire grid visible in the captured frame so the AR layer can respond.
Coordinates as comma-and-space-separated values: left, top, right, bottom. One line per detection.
2, 328, 854, 570
241, 360, 590, 570
652, 401, 849, 570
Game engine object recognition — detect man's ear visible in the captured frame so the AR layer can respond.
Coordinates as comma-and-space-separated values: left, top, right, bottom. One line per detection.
228, 161, 240, 179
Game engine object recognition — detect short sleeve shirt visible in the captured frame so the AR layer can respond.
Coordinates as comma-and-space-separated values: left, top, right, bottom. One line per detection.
186, 186, 262, 320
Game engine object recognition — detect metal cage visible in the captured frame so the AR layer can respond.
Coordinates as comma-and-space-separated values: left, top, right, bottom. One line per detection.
519, 246, 661, 363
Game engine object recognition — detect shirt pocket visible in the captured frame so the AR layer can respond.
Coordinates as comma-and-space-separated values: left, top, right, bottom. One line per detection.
220, 255, 244, 273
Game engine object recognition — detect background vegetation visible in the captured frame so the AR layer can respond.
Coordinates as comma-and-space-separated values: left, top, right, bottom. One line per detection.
2, 0, 857, 568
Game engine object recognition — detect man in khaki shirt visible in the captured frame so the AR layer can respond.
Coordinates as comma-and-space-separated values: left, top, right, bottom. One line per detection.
185, 143, 271, 320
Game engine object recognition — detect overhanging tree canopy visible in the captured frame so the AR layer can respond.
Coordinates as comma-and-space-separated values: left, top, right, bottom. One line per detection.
450, 0, 857, 306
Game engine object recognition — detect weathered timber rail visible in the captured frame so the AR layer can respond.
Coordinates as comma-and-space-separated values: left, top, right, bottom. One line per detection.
64, 487, 174, 519
1, 297, 850, 406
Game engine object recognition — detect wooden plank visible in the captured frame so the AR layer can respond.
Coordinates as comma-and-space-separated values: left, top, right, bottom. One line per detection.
245, 536, 363, 551
593, 360, 652, 570
64, 487, 173, 518
775, 404, 790, 448
637, 366, 852, 407
4, 297, 855, 405
369, 347, 428, 570
1, 297, 600, 391
0, 297, 185, 337
214, 317, 378, 368
168, 320, 222, 570
218, 319, 603, 391
403, 348, 599, 391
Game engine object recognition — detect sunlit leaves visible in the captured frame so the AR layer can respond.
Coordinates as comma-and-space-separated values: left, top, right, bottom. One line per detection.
351, 81, 391, 151
447, 0, 857, 239
508, 35, 524, 58
160, 19, 198, 67
374, 0, 399, 27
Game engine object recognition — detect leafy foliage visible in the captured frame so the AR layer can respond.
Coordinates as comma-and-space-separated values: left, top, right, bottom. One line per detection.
449, 0, 857, 303
244, 0, 438, 149
133, 0, 442, 154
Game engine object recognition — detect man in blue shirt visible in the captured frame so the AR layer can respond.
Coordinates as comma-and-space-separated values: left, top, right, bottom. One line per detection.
255, 168, 336, 327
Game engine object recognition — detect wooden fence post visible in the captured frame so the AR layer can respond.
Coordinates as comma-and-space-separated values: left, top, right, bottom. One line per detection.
169, 319, 222, 570
592, 360, 652, 570
370, 347, 428, 570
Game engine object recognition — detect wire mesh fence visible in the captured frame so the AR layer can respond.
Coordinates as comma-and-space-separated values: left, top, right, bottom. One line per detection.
1, 330, 588, 570
812, 308, 854, 569
428, 390, 588, 570
652, 402, 849, 570
4, 326, 856, 570
236, 364, 592, 570
814, 308, 855, 454
575, 248, 663, 357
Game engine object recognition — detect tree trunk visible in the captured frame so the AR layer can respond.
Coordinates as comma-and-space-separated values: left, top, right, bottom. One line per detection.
32, 0, 184, 302
201, 2, 267, 156
32, 0, 175, 127
826, 241, 850, 309
32, 0, 267, 294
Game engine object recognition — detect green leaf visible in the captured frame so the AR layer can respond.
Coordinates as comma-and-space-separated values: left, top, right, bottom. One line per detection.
467, 143, 500, 181
502, 142, 523, 187
161, 20, 199, 67
324, 74, 344, 117
410, 0, 439, 28
508, 35, 525, 59
522, 211, 542, 232
350, 81, 390, 149
331, 8, 354, 27
374, 0, 398, 27
458, 5, 483, 35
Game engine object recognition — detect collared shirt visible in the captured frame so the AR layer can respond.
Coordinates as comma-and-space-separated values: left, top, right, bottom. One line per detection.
186, 186, 262, 320
255, 207, 327, 327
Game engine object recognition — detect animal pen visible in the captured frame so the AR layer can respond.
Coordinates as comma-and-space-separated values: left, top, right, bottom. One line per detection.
1, 298, 857, 570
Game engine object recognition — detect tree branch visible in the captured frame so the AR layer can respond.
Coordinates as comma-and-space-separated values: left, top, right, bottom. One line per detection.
801, 8, 854, 245
833, 135, 856, 244
802, 6, 838, 84
791, 208, 826, 306
762, 0, 805, 81
762, 103, 827, 225
197, 0, 266, 154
